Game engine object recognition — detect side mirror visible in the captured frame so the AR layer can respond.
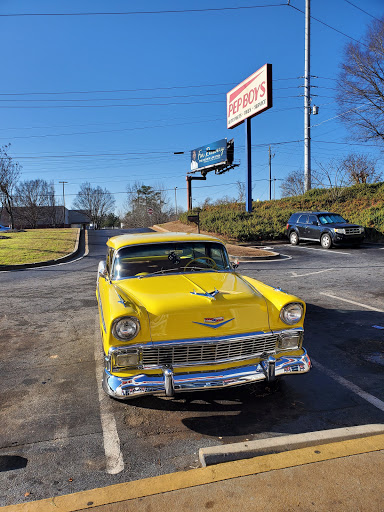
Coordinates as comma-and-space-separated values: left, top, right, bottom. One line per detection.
98, 260, 108, 279
312, 220, 318, 225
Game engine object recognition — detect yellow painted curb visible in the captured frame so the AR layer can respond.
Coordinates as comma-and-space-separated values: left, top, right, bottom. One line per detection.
2, 434, 384, 512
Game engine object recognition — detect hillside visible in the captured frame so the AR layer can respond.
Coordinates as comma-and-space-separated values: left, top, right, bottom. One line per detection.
180, 182, 384, 242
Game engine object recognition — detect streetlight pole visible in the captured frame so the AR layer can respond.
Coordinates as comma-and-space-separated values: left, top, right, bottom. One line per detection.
174, 187, 178, 217
59, 181, 68, 228
304, 0, 311, 192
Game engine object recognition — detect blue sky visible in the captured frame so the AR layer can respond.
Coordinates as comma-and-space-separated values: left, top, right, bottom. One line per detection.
0, 0, 383, 214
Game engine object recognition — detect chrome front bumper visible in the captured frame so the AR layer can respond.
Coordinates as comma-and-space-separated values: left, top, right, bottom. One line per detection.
102, 350, 311, 399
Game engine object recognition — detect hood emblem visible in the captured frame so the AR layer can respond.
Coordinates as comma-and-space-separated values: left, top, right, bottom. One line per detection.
193, 317, 234, 329
190, 288, 219, 300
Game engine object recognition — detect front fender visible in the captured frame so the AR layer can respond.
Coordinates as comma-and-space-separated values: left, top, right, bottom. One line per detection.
240, 275, 305, 330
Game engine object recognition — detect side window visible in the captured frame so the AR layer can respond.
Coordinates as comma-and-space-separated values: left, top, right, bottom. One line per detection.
297, 215, 308, 224
308, 215, 317, 225
106, 248, 114, 275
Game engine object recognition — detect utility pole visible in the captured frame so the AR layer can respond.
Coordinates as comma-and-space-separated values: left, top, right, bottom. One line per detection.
268, 146, 275, 200
174, 187, 178, 217
304, 0, 311, 192
59, 181, 68, 228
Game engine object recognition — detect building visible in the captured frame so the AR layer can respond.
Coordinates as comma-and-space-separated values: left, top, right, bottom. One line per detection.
0, 207, 91, 229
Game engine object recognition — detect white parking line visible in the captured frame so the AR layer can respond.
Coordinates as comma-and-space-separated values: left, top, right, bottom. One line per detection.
319, 292, 384, 313
94, 323, 124, 475
291, 268, 334, 278
311, 359, 384, 413
292, 246, 351, 255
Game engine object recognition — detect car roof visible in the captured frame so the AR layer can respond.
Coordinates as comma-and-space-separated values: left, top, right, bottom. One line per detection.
291, 211, 339, 216
107, 231, 223, 250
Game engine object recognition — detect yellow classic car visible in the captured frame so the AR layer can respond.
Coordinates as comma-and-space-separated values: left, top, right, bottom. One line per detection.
97, 231, 310, 399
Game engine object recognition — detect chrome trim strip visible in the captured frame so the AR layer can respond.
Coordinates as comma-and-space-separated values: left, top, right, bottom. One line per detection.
102, 349, 311, 399
97, 286, 106, 333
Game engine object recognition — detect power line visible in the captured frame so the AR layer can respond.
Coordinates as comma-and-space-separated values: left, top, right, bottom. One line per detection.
343, 0, 382, 22
11, 140, 304, 160
0, 4, 286, 18
0, 90, 304, 102
0, 78, 302, 97
0, 94, 302, 109
288, 3, 370, 48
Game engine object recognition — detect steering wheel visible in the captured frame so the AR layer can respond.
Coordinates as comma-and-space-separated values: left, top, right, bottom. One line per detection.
184, 256, 218, 269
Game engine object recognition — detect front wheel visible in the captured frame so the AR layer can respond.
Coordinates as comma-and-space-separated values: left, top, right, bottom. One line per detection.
289, 231, 299, 245
320, 233, 332, 249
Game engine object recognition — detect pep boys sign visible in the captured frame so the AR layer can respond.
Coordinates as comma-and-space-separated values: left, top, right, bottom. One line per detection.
227, 64, 272, 129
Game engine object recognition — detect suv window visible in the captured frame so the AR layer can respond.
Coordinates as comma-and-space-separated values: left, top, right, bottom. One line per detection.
319, 214, 346, 224
308, 215, 318, 225
297, 215, 308, 224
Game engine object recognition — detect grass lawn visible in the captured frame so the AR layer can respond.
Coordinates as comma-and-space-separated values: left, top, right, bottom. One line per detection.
0, 228, 79, 265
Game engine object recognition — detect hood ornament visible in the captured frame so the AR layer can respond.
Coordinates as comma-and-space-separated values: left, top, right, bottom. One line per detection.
190, 288, 219, 300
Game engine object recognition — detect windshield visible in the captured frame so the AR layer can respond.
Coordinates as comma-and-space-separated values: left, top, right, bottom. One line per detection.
318, 214, 346, 224
112, 241, 231, 279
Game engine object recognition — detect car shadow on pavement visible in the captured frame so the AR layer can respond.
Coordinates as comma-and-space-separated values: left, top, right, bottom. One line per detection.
121, 304, 384, 439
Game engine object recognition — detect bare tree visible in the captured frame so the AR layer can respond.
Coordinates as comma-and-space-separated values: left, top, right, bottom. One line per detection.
342, 153, 381, 184
14, 179, 56, 228
280, 170, 305, 197
236, 181, 245, 202
72, 182, 115, 229
123, 182, 172, 228
312, 159, 353, 201
337, 18, 384, 144
0, 144, 21, 229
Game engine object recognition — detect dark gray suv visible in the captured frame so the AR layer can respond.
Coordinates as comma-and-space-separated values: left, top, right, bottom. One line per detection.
286, 212, 365, 249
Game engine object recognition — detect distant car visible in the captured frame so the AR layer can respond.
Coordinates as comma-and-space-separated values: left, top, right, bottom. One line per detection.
286, 212, 365, 249
0, 224, 10, 232
97, 231, 310, 400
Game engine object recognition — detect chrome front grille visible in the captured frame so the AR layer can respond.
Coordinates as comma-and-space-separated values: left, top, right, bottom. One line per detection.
141, 334, 278, 367
345, 227, 361, 235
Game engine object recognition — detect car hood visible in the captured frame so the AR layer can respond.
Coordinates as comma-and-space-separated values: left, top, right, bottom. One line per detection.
115, 271, 270, 342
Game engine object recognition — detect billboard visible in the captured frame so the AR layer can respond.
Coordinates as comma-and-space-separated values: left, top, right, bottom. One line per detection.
227, 64, 272, 129
190, 139, 228, 172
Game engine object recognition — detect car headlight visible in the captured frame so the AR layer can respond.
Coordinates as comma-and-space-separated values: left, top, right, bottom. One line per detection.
280, 303, 304, 325
359, 227, 365, 234
333, 228, 346, 234
112, 316, 140, 340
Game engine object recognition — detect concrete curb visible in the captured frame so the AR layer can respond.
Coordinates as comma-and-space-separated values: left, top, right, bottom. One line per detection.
0, 228, 83, 271
152, 225, 280, 260
199, 424, 384, 467
228, 251, 280, 261
2, 433, 384, 512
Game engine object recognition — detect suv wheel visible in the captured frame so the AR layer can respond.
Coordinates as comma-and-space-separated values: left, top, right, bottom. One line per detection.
289, 231, 299, 245
321, 233, 332, 249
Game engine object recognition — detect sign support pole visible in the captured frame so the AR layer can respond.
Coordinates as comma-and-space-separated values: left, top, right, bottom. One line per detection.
245, 118, 252, 213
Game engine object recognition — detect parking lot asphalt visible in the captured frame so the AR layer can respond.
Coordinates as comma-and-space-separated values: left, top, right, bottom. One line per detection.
0, 231, 383, 509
